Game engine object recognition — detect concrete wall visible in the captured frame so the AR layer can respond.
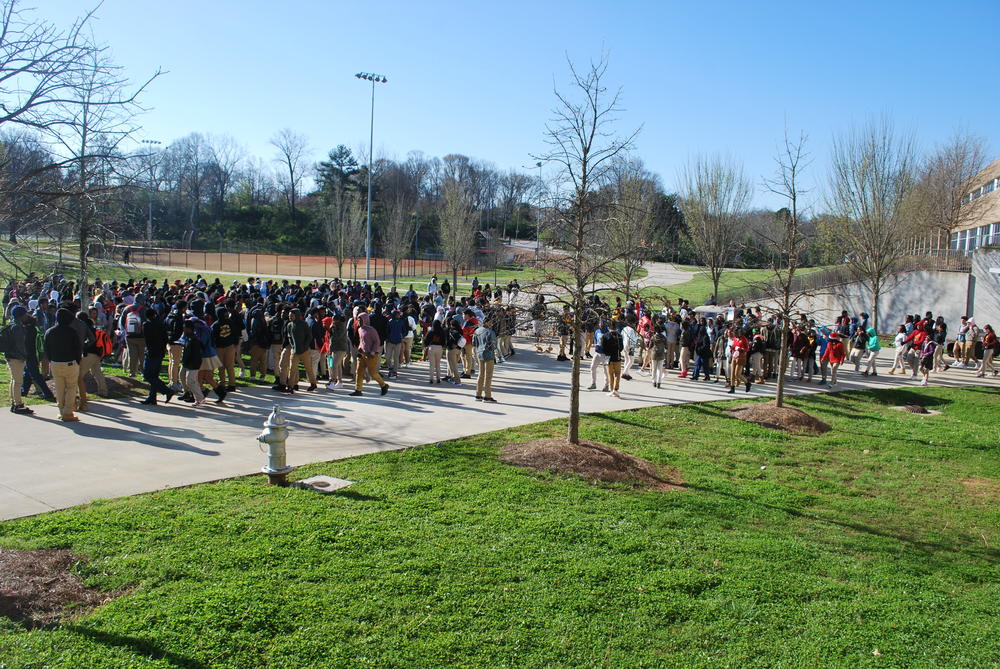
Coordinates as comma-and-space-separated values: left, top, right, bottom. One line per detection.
972, 249, 1000, 328
761, 270, 971, 332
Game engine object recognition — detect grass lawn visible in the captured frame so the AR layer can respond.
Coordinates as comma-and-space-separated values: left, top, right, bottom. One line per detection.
1, 386, 998, 667
605, 266, 828, 306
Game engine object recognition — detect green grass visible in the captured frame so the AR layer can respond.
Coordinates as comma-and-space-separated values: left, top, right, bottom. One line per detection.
602, 266, 827, 305
0, 386, 997, 667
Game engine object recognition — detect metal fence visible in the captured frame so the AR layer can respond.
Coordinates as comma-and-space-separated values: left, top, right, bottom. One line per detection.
105, 245, 482, 282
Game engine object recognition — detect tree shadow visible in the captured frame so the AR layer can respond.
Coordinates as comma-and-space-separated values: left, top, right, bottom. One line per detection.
62, 625, 209, 669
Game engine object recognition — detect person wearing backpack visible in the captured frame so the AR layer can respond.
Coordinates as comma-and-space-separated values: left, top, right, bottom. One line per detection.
44, 308, 82, 422
164, 300, 188, 392
120, 293, 147, 377
76, 310, 108, 400
2, 305, 35, 414
20, 314, 55, 403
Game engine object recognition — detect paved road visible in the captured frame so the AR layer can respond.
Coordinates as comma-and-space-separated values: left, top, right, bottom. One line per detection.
2, 349, 994, 521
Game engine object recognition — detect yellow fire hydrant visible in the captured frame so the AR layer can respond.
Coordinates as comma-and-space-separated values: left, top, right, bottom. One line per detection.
257, 405, 294, 486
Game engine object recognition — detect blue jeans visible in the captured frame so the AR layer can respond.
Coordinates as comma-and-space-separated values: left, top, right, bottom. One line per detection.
692, 354, 711, 380
21, 358, 53, 398
143, 355, 172, 398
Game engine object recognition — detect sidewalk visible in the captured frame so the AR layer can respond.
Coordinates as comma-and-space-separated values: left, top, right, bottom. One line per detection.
1, 351, 994, 521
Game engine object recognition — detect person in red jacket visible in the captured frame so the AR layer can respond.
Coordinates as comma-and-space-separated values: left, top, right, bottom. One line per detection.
728, 328, 750, 394
821, 331, 847, 387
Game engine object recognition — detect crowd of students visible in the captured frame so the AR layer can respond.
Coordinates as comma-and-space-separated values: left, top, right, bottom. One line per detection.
1, 273, 515, 419
1, 272, 997, 421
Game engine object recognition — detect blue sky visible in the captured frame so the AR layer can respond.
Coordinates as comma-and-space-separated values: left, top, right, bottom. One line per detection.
45, 0, 1000, 209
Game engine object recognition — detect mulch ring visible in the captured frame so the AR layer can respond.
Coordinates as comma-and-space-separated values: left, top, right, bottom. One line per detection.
729, 401, 831, 435
0, 548, 118, 628
500, 438, 684, 492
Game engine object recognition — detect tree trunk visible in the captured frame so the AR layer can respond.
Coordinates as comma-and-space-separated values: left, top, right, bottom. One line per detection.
452, 266, 458, 298
775, 317, 790, 408
568, 292, 582, 444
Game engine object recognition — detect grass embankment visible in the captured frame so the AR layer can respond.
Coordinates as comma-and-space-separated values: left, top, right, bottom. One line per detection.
602, 266, 827, 306
1, 386, 998, 667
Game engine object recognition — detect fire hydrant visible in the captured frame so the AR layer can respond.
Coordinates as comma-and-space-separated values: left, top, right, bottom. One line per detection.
257, 405, 294, 486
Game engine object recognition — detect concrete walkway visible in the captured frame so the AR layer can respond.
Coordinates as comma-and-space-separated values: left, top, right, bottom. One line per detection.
1, 349, 995, 521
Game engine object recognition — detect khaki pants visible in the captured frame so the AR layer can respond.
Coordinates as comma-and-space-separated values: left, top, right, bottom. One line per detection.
447, 348, 461, 379
168, 344, 183, 385
476, 360, 495, 398
280, 348, 314, 388
126, 337, 145, 376
729, 352, 747, 387
7, 358, 25, 407
385, 341, 402, 373
328, 350, 346, 382
666, 341, 678, 367
607, 361, 622, 391
750, 352, 764, 379
679, 346, 691, 374
78, 353, 107, 402
216, 345, 237, 387
249, 345, 267, 377
427, 344, 443, 381
355, 352, 386, 392
463, 342, 476, 375
51, 361, 80, 419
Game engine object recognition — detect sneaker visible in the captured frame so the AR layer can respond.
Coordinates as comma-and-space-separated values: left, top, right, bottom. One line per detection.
334, 380, 343, 389
602, 385, 609, 393
193, 399, 206, 407
587, 383, 596, 390
307, 384, 318, 392
920, 379, 928, 386
272, 384, 285, 392
475, 396, 483, 401
461, 373, 472, 379
227, 385, 237, 392
11, 405, 33, 415
327, 382, 336, 390
179, 392, 194, 403
140, 398, 157, 405
349, 391, 362, 396
61, 414, 80, 422
483, 397, 497, 403
612, 391, 621, 398
164, 391, 175, 404
622, 374, 632, 381
381, 384, 389, 396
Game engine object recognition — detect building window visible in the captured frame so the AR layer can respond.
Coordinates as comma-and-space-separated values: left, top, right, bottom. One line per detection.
961, 193, 971, 205
972, 186, 983, 200
985, 180, 997, 195
951, 232, 960, 250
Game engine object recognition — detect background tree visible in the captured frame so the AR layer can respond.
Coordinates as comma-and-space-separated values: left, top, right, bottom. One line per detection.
753, 130, 812, 407
438, 177, 477, 290
533, 55, 638, 445
271, 128, 310, 228
604, 157, 657, 299
905, 131, 988, 255
828, 117, 917, 331
681, 155, 753, 301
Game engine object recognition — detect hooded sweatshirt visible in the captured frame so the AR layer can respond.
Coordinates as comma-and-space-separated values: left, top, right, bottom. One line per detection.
357, 312, 381, 355
866, 328, 881, 352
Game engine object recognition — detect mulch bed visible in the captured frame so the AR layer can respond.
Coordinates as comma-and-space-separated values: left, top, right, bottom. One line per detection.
0, 548, 117, 628
729, 401, 831, 435
500, 438, 684, 491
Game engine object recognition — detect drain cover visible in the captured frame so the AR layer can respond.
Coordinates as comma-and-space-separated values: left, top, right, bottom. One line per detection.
293, 476, 354, 493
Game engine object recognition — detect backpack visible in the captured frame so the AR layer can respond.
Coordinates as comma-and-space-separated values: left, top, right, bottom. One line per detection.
95, 328, 113, 357
125, 309, 143, 336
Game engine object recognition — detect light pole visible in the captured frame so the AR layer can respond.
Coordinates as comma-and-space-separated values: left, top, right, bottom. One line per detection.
140, 139, 162, 242
355, 72, 388, 282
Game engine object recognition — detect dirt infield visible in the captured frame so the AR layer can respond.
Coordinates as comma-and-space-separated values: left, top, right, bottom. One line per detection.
120, 247, 460, 281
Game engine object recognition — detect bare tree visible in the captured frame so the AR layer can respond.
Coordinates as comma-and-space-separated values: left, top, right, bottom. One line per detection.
756, 129, 812, 407
438, 177, 477, 290
383, 194, 418, 286
533, 55, 638, 445
906, 131, 988, 254
321, 187, 366, 279
828, 117, 917, 331
681, 155, 753, 301
271, 128, 309, 226
206, 134, 245, 217
605, 157, 657, 299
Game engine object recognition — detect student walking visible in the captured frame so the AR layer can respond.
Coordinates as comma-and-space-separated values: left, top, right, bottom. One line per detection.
44, 308, 82, 422
601, 321, 625, 398
821, 331, 846, 387
350, 312, 389, 397
977, 324, 996, 377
